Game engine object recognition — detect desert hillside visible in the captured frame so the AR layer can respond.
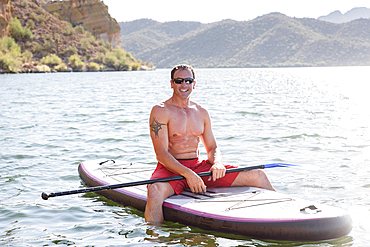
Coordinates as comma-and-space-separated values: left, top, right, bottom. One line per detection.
0, 0, 153, 73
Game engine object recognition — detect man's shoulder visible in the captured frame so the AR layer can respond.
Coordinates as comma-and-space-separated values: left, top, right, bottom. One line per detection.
190, 101, 208, 114
150, 101, 170, 116
152, 101, 166, 109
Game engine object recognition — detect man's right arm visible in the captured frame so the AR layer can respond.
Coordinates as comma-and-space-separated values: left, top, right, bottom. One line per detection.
149, 105, 206, 194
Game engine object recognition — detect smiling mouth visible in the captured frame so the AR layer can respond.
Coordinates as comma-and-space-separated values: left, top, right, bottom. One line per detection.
180, 89, 189, 92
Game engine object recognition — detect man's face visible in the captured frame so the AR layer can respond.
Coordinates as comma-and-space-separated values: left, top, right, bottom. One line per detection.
171, 69, 196, 99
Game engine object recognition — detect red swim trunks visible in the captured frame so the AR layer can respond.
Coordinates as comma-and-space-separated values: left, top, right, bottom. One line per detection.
150, 158, 239, 194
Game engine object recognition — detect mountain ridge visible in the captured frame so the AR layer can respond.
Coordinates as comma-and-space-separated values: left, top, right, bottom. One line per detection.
319, 7, 370, 23
119, 13, 370, 68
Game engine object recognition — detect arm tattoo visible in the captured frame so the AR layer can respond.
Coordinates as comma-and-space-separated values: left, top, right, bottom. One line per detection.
150, 117, 166, 138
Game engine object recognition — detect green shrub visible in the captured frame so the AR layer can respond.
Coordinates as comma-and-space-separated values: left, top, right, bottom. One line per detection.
20, 0, 29, 7
0, 36, 21, 54
36, 7, 44, 15
126, 52, 135, 61
29, 11, 46, 23
9, 17, 25, 41
97, 38, 104, 46
53, 12, 61, 20
0, 52, 22, 72
22, 50, 33, 63
99, 46, 107, 54
37, 15, 46, 23
104, 50, 131, 70
89, 35, 96, 45
85, 30, 93, 37
26, 19, 35, 29
32, 42, 43, 53
116, 58, 130, 71
68, 54, 84, 70
0, 37, 22, 72
80, 38, 90, 50
45, 34, 52, 41
65, 45, 77, 56
9, 17, 33, 41
74, 25, 85, 34
96, 52, 105, 63
40, 54, 62, 67
43, 40, 54, 51
64, 22, 74, 36
30, 12, 37, 21
54, 62, 67, 71
114, 48, 125, 60
104, 52, 117, 68
23, 27, 33, 40
54, 34, 61, 41
105, 42, 112, 50
87, 62, 99, 71
131, 62, 140, 71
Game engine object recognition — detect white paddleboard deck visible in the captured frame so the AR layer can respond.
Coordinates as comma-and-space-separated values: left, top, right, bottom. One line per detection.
78, 159, 352, 241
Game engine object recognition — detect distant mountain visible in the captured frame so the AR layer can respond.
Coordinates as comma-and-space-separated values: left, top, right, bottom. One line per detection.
119, 19, 205, 60
318, 7, 370, 23
119, 13, 370, 68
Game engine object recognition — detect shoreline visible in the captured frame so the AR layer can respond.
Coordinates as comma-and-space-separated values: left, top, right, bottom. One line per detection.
0, 67, 155, 75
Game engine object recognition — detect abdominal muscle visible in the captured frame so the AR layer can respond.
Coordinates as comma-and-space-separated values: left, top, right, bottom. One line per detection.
168, 135, 200, 159
165, 102, 204, 159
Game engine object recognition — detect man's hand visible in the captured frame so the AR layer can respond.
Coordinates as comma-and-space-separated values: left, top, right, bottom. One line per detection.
184, 170, 207, 194
209, 162, 226, 182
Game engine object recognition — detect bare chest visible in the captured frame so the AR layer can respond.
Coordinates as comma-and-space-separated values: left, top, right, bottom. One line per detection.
168, 107, 204, 139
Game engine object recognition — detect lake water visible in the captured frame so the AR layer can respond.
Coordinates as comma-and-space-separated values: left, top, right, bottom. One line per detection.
1, 67, 369, 246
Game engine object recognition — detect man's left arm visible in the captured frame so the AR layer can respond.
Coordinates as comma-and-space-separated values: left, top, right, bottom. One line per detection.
200, 108, 226, 182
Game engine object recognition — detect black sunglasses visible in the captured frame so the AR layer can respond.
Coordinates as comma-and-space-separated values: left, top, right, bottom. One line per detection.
172, 78, 194, 84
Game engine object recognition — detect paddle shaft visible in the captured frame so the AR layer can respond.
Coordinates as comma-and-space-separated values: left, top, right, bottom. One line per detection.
41, 164, 270, 200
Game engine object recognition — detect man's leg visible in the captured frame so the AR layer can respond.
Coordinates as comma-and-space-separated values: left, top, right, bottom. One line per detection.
231, 169, 275, 191
145, 182, 175, 224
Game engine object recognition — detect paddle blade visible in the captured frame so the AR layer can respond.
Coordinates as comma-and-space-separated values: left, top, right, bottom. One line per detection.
264, 163, 298, 169
41, 192, 49, 200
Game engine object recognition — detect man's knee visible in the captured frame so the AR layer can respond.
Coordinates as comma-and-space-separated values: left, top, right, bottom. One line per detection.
240, 169, 263, 179
147, 182, 174, 201
147, 183, 163, 199
232, 169, 266, 186
254, 169, 268, 179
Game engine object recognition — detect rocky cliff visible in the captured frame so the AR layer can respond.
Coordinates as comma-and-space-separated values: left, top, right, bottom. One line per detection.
1, 0, 152, 73
0, 0, 11, 37
45, 0, 121, 47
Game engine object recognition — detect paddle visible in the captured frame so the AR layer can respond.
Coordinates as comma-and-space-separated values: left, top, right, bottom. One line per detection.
41, 163, 296, 200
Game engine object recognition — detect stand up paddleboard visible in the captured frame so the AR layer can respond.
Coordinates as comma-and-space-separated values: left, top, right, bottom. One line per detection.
78, 159, 352, 241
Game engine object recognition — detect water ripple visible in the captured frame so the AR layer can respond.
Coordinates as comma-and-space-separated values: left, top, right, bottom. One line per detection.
1, 68, 370, 246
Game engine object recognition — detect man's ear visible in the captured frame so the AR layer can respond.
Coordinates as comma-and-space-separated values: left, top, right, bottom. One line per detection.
193, 80, 196, 89
170, 80, 173, 89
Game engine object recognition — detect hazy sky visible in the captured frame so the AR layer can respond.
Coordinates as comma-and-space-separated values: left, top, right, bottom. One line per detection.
103, 0, 370, 23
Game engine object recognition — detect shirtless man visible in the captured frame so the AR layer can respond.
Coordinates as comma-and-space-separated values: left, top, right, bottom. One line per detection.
145, 64, 275, 224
